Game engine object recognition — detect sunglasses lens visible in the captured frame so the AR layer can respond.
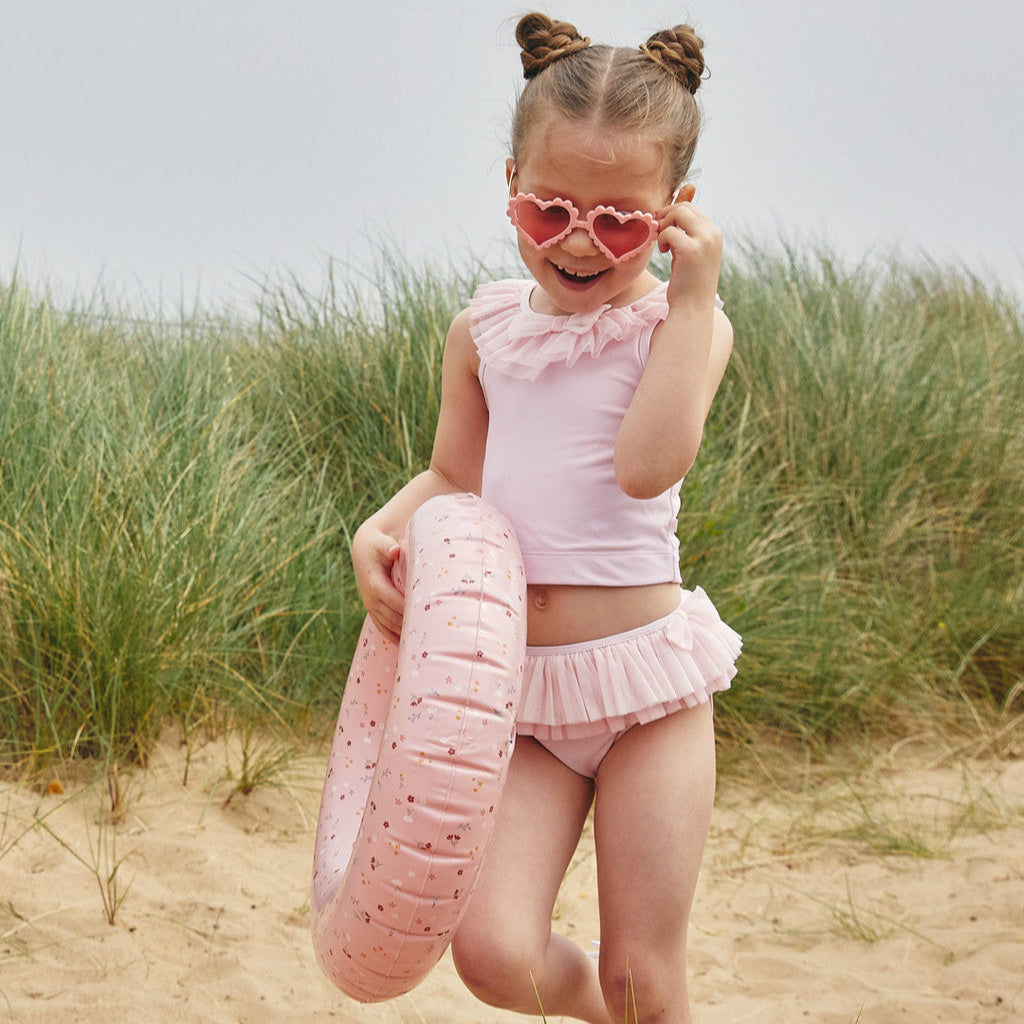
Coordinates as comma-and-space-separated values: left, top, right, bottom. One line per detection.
515, 197, 571, 246
592, 212, 655, 260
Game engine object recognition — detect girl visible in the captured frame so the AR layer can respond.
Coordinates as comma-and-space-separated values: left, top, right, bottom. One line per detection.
351, 13, 740, 1024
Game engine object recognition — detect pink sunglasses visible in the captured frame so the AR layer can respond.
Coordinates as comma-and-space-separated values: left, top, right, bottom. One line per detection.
507, 191, 660, 264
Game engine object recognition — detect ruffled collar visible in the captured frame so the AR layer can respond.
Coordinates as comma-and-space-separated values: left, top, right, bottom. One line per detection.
469, 279, 670, 380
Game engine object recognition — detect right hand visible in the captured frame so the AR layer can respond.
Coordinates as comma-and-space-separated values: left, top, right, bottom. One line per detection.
351, 521, 405, 643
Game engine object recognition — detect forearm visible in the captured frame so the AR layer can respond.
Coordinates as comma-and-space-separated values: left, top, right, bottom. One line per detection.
614, 303, 730, 499
358, 465, 468, 544
351, 466, 471, 641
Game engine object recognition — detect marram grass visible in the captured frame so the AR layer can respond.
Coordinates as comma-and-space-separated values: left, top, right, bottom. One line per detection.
698, 247, 1024, 751
0, 247, 1021, 772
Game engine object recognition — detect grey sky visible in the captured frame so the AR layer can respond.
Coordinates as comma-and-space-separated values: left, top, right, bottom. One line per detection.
1, 1, 1020, 311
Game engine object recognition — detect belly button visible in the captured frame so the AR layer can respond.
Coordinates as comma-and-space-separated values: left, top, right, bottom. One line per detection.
533, 591, 548, 609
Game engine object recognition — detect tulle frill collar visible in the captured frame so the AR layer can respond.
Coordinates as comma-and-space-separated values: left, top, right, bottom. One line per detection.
469, 279, 669, 380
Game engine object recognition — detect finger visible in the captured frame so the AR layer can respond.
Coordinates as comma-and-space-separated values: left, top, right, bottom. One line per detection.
657, 201, 706, 233
657, 223, 692, 254
371, 610, 402, 645
382, 582, 406, 617
365, 579, 404, 624
369, 590, 404, 637
657, 210, 721, 258
658, 201, 688, 224
653, 200, 689, 223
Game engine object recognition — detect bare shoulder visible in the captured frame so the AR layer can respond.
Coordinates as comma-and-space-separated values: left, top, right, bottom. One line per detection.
443, 307, 480, 375
430, 305, 488, 493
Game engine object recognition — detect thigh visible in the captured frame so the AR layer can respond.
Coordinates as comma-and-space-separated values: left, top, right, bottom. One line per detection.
456, 735, 595, 950
594, 702, 717, 954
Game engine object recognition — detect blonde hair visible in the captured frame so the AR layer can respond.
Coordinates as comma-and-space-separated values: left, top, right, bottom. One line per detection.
511, 13, 707, 190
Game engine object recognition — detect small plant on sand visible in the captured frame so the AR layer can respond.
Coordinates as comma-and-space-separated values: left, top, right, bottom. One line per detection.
87, 773, 134, 926
32, 764, 135, 926
221, 721, 297, 807
830, 877, 896, 944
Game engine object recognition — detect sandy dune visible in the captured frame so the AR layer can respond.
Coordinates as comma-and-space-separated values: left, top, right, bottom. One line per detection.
2, 733, 1021, 1023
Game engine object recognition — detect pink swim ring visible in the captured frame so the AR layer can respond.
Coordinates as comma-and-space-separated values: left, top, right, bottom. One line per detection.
311, 493, 527, 1002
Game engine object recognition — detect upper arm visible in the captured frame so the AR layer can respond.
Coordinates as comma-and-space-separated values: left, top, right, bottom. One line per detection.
428, 308, 489, 493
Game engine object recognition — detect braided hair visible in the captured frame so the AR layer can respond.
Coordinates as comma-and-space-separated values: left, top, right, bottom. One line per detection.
511, 13, 708, 190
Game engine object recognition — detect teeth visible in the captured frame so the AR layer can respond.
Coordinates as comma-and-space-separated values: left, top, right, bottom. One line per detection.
555, 264, 601, 280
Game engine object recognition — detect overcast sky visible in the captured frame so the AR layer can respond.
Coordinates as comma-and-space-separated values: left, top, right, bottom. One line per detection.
1, 0, 1020, 312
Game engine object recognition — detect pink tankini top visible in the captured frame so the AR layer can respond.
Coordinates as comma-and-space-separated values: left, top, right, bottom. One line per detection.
470, 278, 700, 587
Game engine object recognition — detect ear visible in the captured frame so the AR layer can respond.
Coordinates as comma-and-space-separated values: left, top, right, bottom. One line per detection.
506, 159, 516, 190
673, 182, 697, 204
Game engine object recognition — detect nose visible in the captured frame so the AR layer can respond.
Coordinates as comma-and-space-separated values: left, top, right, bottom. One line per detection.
559, 225, 600, 258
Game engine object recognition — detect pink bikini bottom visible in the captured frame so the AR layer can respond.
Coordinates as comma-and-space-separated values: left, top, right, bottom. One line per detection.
516, 586, 742, 778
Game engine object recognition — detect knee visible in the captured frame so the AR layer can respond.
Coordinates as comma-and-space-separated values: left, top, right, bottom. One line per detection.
450, 927, 540, 1009
599, 950, 688, 1024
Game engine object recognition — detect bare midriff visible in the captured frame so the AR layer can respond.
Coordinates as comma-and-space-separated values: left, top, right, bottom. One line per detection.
525, 581, 681, 647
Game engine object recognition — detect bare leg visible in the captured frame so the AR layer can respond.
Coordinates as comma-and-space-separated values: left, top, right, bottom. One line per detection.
594, 701, 716, 1024
451, 736, 611, 1023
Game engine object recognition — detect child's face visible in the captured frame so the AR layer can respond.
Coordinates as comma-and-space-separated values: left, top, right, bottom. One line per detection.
509, 116, 674, 315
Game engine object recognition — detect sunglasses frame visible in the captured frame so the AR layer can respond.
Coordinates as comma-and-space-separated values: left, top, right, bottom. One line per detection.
507, 191, 660, 265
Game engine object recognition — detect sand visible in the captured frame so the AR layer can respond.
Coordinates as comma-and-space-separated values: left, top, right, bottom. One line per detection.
1, 732, 1021, 1024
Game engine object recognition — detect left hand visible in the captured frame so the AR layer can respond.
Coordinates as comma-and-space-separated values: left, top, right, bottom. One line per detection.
655, 189, 723, 310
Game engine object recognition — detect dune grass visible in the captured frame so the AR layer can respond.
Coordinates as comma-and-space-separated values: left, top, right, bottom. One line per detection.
0, 246, 1021, 774
700, 247, 1023, 753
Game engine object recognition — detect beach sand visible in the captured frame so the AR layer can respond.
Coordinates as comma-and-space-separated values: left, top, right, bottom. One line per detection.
2, 732, 1021, 1023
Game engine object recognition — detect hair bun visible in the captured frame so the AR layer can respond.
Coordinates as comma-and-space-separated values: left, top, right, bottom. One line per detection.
641, 26, 706, 94
516, 12, 590, 80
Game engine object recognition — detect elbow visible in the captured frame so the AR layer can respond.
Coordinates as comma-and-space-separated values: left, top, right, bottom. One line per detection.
617, 473, 662, 501
614, 445, 698, 501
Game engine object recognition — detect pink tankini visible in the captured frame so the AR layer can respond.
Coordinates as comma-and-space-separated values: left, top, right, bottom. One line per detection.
468, 279, 740, 747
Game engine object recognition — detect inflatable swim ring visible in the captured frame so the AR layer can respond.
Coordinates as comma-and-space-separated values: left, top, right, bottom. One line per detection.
311, 493, 526, 1002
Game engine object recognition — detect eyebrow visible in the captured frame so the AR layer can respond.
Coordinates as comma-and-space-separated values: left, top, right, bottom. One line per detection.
523, 183, 656, 214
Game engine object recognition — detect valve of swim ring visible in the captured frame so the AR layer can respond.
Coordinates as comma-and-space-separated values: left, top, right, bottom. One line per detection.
311, 493, 526, 1002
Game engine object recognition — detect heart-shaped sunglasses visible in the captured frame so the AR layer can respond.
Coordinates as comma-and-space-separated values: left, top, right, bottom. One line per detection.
507, 191, 660, 264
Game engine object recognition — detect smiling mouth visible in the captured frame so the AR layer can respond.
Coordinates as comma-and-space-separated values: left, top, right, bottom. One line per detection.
552, 262, 606, 284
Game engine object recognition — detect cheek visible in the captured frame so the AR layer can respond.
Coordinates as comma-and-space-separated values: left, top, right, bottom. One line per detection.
613, 242, 657, 273
517, 235, 550, 273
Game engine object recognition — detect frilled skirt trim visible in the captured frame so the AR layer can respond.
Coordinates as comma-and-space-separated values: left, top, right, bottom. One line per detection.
516, 587, 742, 741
